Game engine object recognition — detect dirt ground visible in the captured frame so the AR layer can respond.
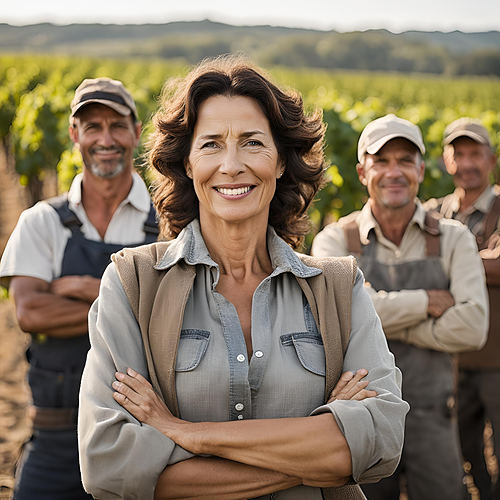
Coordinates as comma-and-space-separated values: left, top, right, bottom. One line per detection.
0, 145, 31, 499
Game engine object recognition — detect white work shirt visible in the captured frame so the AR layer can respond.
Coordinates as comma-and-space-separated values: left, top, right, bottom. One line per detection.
0, 171, 152, 285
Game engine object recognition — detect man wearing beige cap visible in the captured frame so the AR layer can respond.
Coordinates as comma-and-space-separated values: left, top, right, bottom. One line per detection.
0, 77, 158, 499
425, 117, 500, 499
312, 114, 488, 499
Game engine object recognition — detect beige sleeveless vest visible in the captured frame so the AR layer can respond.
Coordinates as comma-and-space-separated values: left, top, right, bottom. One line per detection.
113, 242, 365, 500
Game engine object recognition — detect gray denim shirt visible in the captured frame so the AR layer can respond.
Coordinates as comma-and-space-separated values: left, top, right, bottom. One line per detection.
79, 219, 408, 500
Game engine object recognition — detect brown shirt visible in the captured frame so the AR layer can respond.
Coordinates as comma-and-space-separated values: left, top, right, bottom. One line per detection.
425, 186, 500, 237
425, 186, 500, 369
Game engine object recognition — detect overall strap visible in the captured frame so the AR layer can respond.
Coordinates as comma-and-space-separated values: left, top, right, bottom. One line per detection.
46, 193, 83, 230
424, 211, 441, 257
344, 214, 441, 258
143, 203, 160, 243
48, 193, 159, 243
343, 220, 362, 256
479, 195, 500, 250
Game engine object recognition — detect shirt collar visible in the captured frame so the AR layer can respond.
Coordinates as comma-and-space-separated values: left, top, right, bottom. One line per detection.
357, 198, 426, 245
67, 171, 151, 213
155, 218, 321, 280
446, 186, 496, 216
127, 172, 153, 213
67, 173, 83, 207
466, 185, 495, 214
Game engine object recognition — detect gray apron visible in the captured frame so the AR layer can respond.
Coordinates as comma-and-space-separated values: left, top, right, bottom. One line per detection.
358, 230, 453, 413
343, 217, 467, 500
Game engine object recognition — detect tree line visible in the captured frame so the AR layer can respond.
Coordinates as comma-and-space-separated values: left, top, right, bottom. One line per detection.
1, 22, 500, 76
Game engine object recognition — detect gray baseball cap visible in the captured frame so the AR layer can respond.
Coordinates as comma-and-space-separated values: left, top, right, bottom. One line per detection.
71, 77, 138, 120
358, 114, 425, 162
443, 117, 491, 147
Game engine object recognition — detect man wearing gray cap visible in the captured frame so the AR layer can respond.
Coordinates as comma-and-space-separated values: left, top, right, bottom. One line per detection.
425, 117, 500, 499
312, 114, 488, 499
0, 77, 158, 499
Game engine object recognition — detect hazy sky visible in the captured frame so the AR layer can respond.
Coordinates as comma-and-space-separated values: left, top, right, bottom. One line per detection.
2, 0, 499, 32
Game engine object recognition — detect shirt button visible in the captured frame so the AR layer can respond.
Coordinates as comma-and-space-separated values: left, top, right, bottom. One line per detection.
237, 354, 245, 362
235, 403, 244, 411
255, 350, 264, 358
395, 250, 401, 258
238, 415, 244, 420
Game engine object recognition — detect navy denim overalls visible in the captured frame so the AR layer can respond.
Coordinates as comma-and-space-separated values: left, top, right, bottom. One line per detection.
13, 194, 158, 500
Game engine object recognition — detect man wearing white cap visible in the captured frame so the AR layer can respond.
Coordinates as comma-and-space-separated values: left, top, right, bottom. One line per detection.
0, 77, 158, 499
312, 114, 488, 499
426, 118, 500, 499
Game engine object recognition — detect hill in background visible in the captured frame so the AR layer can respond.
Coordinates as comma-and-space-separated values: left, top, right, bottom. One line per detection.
1, 20, 499, 75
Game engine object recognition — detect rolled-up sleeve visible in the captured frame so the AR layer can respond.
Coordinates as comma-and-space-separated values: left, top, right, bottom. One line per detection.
78, 263, 193, 500
405, 223, 488, 353
311, 270, 409, 483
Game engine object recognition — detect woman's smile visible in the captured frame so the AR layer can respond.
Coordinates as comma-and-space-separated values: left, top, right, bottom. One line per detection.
214, 185, 255, 198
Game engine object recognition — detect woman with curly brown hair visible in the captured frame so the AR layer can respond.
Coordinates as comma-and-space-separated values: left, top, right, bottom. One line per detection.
78, 56, 408, 500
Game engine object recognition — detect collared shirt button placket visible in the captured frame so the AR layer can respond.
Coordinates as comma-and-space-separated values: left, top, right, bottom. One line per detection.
212, 290, 251, 422
235, 403, 244, 420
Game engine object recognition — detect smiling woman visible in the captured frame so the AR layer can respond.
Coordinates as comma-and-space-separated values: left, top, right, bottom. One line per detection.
77, 55, 409, 500
148, 56, 326, 248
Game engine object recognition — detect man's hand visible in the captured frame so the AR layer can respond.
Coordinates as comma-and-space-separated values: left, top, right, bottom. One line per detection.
479, 247, 500, 260
479, 232, 500, 260
479, 232, 500, 284
486, 232, 500, 250
51, 275, 100, 303
426, 289, 455, 318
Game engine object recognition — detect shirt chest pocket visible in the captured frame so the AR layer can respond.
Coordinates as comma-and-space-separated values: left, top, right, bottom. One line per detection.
175, 329, 211, 372
280, 332, 326, 377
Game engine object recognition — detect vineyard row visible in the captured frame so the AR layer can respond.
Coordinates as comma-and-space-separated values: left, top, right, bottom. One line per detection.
2, 54, 500, 236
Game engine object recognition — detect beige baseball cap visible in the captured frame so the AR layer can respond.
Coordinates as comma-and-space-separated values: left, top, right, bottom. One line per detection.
357, 114, 425, 162
70, 77, 138, 120
443, 117, 491, 146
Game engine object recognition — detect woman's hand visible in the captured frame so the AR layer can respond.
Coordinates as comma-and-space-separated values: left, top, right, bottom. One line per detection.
327, 369, 377, 404
112, 368, 185, 436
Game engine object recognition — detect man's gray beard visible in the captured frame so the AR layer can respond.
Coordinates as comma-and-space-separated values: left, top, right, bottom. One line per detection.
89, 160, 126, 179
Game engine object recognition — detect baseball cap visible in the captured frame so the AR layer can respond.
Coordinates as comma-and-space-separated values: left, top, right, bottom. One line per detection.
357, 114, 426, 162
70, 77, 138, 120
443, 117, 491, 147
